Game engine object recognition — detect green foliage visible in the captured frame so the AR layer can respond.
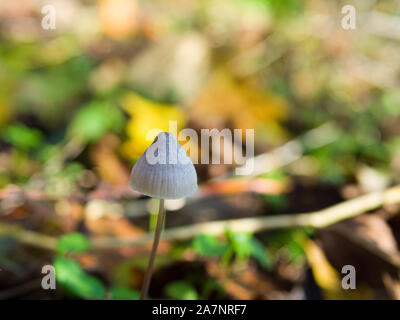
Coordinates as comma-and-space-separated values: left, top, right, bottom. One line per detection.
192, 232, 271, 269
387, 137, 400, 154
268, 229, 309, 262
199, 278, 225, 300
55, 234, 106, 300
0, 42, 38, 74
382, 90, 400, 116
192, 234, 229, 256
54, 257, 106, 299
262, 0, 303, 16
68, 101, 125, 143
35, 144, 60, 163
249, 237, 272, 269
169, 242, 190, 260
110, 286, 140, 300
1, 123, 43, 150
226, 230, 272, 268
226, 231, 252, 260
164, 280, 198, 300
259, 170, 287, 180
57, 232, 91, 254
16, 56, 94, 126
309, 145, 346, 184
307, 121, 391, 183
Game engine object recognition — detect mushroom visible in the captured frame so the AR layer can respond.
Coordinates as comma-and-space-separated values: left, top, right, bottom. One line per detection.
129, 131, 197, 299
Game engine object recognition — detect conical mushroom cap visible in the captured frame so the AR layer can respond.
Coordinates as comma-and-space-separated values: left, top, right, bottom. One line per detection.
129, 132, 198, 199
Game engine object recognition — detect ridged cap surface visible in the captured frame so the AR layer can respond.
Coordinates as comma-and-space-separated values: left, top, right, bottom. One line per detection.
129, 132, 198, 199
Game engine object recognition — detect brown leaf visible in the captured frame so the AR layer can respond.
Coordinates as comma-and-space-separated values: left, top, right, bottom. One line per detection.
90, 134, 130, 186
318, 214, 400, 299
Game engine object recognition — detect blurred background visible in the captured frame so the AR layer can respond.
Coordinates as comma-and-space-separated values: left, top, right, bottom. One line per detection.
1, 0, 400, 300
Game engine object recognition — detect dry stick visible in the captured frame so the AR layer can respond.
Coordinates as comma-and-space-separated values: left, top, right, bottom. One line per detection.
92, 185, 400, 249
213, 122, 339, 182
1, 186, 400, 251
0, 222, 57, 250
140, 199, 165, 300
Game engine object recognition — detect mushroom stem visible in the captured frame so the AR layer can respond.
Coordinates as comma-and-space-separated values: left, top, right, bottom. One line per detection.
140, 198, 165, 300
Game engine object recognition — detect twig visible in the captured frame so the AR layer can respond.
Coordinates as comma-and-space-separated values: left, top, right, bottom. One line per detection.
1, 185, 400, 251
91, 185, 400, 249
0, 223, 57, 250
216, 122, 339, 180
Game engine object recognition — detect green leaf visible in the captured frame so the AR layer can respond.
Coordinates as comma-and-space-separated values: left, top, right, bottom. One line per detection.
192, 234, 229, 257
263, 0, 303, 16
57, 232, 91, 253
268, 229, 307, 262
164, 281, 198, 300
16, 56, 94, 127
69, 101, 125, 143
226, 230, 252, 260
386, 137, 400, 153
1, 123, 43, 150
259, 170, 286, 180
54, 257, 105, 299
382, 90, 400, 116
249, 238, 272, 269
110, 286, 140, 300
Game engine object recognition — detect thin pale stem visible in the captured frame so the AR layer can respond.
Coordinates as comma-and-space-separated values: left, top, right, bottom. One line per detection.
140, 198, 165, 300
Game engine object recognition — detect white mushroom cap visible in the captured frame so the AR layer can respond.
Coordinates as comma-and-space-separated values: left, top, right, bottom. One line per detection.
129, 132, 198, 199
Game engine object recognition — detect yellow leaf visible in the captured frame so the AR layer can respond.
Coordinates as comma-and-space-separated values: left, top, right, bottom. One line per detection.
304, 239, 373, 300
304, 239, 341, 299
121, 93, 187, 159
